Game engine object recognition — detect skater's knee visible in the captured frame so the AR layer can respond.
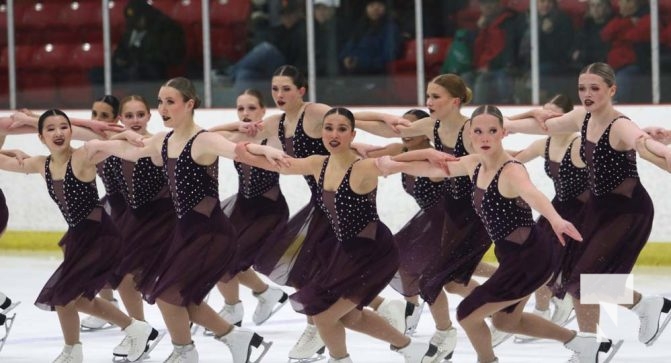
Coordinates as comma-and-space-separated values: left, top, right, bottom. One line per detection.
339, 309, 363, 327
491, 314, 518, 332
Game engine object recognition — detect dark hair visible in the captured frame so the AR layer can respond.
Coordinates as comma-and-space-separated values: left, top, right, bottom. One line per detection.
273, 65, 308, 91
546, 94, 573, 113
163, 77, 201, 110
580, 62, 616, 87
324, 107, 355, 128
119, 94, 151, 114
240, 89, 266, 109
38, 109, 71, 135
403, 109, 429, 120
471, 105, 503, 126
95, 94, 120, 117
430, 74, 473, 105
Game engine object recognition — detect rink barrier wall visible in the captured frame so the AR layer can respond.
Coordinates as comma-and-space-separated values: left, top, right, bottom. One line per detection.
1, 230, 670, 266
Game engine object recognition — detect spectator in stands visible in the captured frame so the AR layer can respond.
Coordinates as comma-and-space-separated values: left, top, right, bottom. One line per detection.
217, 0, 308, 94
338, 0, 403, 75
461, 0, 526, 104
601, 0, 651, 103
394, 0, 469, 40
571, 0, 613, 69
91, 0, 186, 83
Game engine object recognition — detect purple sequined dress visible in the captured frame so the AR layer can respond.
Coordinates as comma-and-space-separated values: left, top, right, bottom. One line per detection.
457, 160, 559, 320
143, 130, 237, 306
35, 156, 122, 311
552, 114, 653, 299
108, 156, 177, 295
253, 111, 334, 289
221, 138, 289, 273
290, 158, 399, 315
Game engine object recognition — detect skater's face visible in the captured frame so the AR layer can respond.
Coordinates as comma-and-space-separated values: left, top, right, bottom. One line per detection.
120, 100, 151, 135
401, 114, 430, 149
578, 73, 615, 112
157, 86, 195, 129
91, 101, 118, 123
470, 113, 506, 155
271, 76, 305, 111
322, 113, 355, 153
426, 82, 460, 118
39, 115, 72, 151
236, 94, 265, 122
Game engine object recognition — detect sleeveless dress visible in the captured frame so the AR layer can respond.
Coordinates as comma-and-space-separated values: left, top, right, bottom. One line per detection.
35, 156, 122, 311
220, 138, 289, 273
144, 130, 237, 306
420, 120, 492, 304
552, 114, 654, 299
253, 110, 334, 289
390, 173, 446, 297
107, 155, 177, 294
535, 137, 589, 297
290, 158, 399, 315
456, 160, 559, 320
0, 188, 8, 234
97, 158, 127, 223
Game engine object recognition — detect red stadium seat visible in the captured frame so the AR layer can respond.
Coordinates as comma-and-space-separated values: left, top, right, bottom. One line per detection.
29, 43, 75, 71
559, 0, 588, 28
211, 25, 247, 61
168, 0, 202, 27
18, 2, 69, 31
69, 42, 105, 70
0, 45, 37, 72
210, 0, 251, 25
60, 2, 103, 32
389, 37, 452, 79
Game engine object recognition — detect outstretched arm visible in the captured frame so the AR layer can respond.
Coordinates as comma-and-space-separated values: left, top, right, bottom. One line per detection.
85, 137, 158, 162
235, 142, 316, 175
504, 108, 582, 135
636, 136, 671, 172
512, 138, 546, 163
504, 164, 582, 245
0, 153, 45, 175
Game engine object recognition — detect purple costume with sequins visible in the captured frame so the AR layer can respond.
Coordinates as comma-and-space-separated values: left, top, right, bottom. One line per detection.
290, 158, 399, 315
35, 157, 123, 311
535, 137, 589, 296
107, 156, 177, 295
221, 138, 289, 273
420, 120, 492, 305
144, 130, 237, 306
390, 173, 446, 297
253, 111, 334, 289
97, 158, 127, 222
552, 114, 653, 299
457, 160, 559, 320
0, 188, 8, 234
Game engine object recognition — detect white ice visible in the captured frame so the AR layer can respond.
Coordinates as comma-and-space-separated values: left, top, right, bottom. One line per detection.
0, 253, 669, 362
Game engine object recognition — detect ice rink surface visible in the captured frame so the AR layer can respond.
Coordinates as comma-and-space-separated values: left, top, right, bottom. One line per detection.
0, 252, 669, 362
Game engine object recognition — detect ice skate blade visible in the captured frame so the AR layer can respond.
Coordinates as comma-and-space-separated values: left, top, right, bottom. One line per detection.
288, 346, 326, 362
255, 292, 289, 326
644, 298, 671, 347
81, 323, 116, 332
203, 321, 242, 336
601, 339, 623, 363
2, 301, 20, 315
112, 329, 165, 362
513, 336, 540, 344
0, 313, 17, 353
248, 334, 273, 363
491, 332, 513, 348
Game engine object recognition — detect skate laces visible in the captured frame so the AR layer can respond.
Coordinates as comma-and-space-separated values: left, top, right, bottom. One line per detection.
295, 326, 316, 347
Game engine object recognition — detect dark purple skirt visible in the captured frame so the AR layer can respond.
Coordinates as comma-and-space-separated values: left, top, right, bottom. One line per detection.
290, 222, 400, 316
0, 188, 8, 235
390, 203, 445, 297
551, 180, 653, 299
456, 226, 560, 321
253, 199, 334, 289
221, 186, 289, 273
35, 207, 123, 311
115, 197, 177, 295
101, 193, 128, 224
420, 196, 492, 304
144, 205, 237, 306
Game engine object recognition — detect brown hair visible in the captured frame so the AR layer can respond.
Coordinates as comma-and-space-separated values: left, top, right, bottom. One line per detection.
163, 77, 201, 110
580, 62, 616, 87
430, 74, 473, 105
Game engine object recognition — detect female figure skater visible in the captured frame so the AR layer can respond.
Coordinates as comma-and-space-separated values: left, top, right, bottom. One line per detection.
86, 77, 279, 363
376, 104, 619, 363
505, 62, 671, 348
210, 89, 290, 328
0, 109, 159, 363
235, 106, 435, 363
